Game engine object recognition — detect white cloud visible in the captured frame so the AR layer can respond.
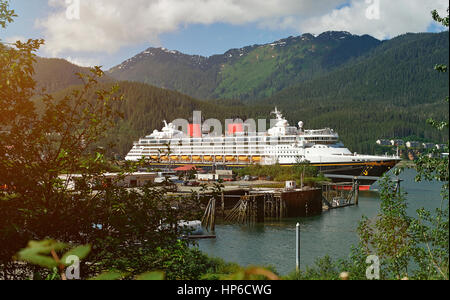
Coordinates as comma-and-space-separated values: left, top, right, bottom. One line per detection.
3, 35, 28, 44
300, 0, 449, 40
36, 0, 342, 56
36, 0, 448, 56
65, 56, 99, 67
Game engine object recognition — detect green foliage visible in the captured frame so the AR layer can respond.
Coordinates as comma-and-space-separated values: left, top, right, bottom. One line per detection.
60, 245, 92, 266
285, 256, 342, 280
135, 271, 165, 281
408, 7, 449, 280
17, 240, 69, 270
357, 177, 413, 279
0, 0, 16, 29
236, 163, 325, 186
89, 271, 123, 281
16, 238, 278, 280
432, 8, 449, 27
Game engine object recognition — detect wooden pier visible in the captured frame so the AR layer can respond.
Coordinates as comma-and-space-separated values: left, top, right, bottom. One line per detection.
201, 187, 323, 228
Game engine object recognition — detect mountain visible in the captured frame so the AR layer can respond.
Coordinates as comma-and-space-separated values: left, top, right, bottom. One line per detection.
33, 57, 113, 94
108, 31, 381, 100
264, 31, 449, 107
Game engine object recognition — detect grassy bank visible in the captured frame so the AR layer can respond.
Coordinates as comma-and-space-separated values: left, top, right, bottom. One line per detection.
235, 163, 329, 187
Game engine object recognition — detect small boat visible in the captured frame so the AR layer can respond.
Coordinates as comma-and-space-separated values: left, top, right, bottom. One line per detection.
158, 220, 203, 236
178, 220, 203, 235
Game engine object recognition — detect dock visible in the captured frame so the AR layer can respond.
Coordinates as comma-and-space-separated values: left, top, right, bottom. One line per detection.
169, 177, 369, 232
199, 186, 323, 230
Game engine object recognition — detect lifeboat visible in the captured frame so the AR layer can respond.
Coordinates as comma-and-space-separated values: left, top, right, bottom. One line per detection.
193, 156, 202, 161
226, 156, 236, 162
204, 156, 213, 161
181, 156, 190, 161
239, 156, 249, 162
151, 156, 158, 160
252, 156, 262, 162
160, 156, 169, 161
170, 156, 179, 161
215, 156, 223, 161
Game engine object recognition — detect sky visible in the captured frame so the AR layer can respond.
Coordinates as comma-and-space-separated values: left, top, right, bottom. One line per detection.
1, 0, 448, 69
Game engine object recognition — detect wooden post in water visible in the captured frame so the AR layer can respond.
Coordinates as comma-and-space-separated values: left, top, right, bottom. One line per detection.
221, 192, 225, 218
326, 184, 329, 204
256, 195, 265, 223
354, 179, 359, 206
201, 199, 211, 231
275, 197, 279, 220
296, 223, 300, 272
211, 198, 216, 232
280, 198, 284, 219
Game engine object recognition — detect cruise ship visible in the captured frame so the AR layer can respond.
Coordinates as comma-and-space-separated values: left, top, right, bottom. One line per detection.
125, 108, 401, 189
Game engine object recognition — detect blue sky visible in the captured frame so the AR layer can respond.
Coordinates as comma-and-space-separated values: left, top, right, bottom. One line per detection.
1, 0, 447, 69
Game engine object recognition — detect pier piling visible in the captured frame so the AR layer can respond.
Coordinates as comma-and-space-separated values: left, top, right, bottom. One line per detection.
354, 180, 359, 206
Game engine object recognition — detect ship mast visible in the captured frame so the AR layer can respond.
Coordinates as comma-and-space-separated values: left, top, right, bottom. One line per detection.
271, 107, 283, 121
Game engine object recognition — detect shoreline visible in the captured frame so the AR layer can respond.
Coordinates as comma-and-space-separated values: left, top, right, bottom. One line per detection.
397, 160, 417, 168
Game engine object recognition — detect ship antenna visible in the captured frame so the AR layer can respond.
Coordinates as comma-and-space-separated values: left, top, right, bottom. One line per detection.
271, 107, 282, 120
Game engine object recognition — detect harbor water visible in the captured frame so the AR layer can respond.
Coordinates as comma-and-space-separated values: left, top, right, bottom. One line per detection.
195, 168, 445, 275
